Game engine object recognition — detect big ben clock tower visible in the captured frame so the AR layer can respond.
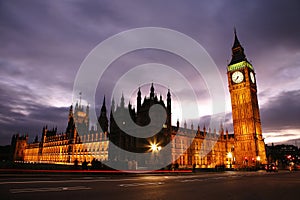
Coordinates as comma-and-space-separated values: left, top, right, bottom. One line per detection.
227, 30, 267, 167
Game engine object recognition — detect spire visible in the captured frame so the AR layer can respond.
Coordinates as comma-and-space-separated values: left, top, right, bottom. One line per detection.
220, 122, 224, 132
103, 96, 106, 106
167, 89, 171, 108
137, 87, 141, 113
150, 83, 155, 99
98, 96, 108, 133
68, 105, 73, 119
86, 104, 89, 115
111, 98, 115, 112
232, 27, 241, 49
75, 102, 78, 110
167, 89, 171, 99
79, 92, 82, 108
101, 96, 106, 113
167, 89, 171, 130
229, 28, 247, 65
120, 93, 125, 108
110, 98, 115, 133
66, 104, 75, 138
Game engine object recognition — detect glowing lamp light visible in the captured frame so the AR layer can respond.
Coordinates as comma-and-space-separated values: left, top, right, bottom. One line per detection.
150, 143, 161, 152
151, 143, 158, 151
227, 152, 233, 159
257, 156, 261, 161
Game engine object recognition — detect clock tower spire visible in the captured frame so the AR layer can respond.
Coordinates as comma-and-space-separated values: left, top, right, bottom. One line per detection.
230, 28, 247, 65
227, 29, 267, 168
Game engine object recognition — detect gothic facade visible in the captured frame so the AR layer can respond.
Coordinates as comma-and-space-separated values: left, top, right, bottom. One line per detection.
11, 104, 109, 164
11, 31, 267, 169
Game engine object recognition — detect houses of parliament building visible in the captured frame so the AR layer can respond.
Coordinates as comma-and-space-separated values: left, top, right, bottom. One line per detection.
11, 31, 267, 169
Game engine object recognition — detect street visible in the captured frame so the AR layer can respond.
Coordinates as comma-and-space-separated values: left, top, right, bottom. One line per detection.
0, 171, 299, 200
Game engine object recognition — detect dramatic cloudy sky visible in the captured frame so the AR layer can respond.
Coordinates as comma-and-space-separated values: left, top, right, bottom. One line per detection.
1, 0, 300, 146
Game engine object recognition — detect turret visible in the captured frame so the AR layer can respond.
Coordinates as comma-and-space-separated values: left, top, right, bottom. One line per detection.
137, 87, 141, 113
75, 102, 78, 111
220, 123, 224, 140
98, 96, 108, 133
120, 93, 125, 108
86, 104, 89, 115
150, 83, 155, 99
167, 89, 171, 130
68, 105, 73, 120
66, 105, 76, 139
111, 98, 115, 112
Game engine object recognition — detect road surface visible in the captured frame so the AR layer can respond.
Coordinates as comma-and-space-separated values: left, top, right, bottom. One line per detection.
0, 171, 299, 200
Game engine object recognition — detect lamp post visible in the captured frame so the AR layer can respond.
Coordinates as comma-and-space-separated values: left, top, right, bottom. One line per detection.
256, 156, 261, 169
227, 152, 233, 169
150, 143, 161, 166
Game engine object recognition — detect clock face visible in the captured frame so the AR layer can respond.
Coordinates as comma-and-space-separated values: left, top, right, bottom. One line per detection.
232, 71, 244, 84
250, 72, 255, 83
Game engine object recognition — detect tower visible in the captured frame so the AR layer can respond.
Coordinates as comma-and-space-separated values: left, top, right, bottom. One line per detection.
150, 83, 155, 99
98, 96, 108, 133
167, 89, 171, 131
10, 134, 28, 161
73, 103, 89, 136
120, 93, 125, 108
66, 105, 76, 139
137, 87, 141, 113
227, 29, 267, 167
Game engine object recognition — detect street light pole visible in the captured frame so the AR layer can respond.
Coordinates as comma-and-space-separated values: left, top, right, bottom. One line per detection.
256, 156, 261, 169
227, 152, 233, 169
150, 143, 161, 167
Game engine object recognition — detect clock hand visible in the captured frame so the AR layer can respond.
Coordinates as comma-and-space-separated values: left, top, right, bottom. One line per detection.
235, 76, 239, 80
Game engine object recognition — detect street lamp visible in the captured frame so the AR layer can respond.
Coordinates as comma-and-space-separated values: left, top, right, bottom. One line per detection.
227, 152, 233, 169
256, 156, 261, 161
256, 156, 261, 169
150, 143, 159, 152
150, 143, 161, 166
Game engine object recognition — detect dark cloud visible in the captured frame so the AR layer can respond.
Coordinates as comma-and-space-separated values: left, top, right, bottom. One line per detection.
0, 105, 68, 145
0, 0, 300, 145
0, 80, 69, 145
261, 90, 300, 132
